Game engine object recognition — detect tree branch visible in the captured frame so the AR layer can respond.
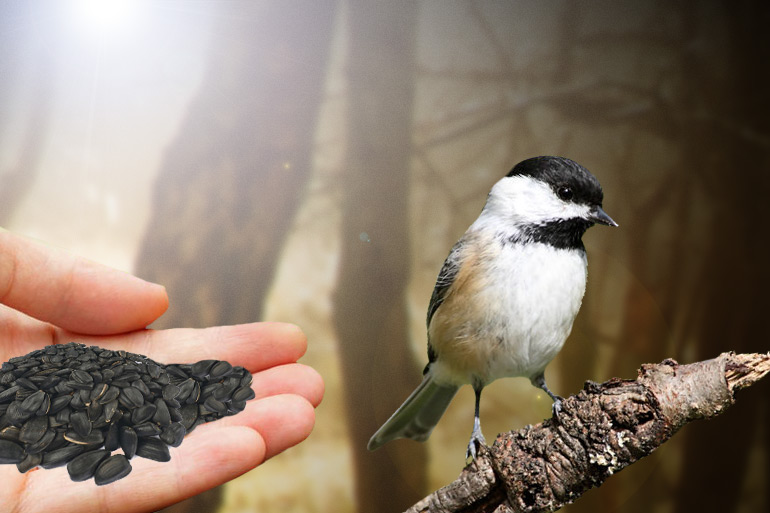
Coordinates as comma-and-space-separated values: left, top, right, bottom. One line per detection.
406, 352, 770, 513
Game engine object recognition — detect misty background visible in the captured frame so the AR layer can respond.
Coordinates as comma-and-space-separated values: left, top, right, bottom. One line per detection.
2, 1, 768, 512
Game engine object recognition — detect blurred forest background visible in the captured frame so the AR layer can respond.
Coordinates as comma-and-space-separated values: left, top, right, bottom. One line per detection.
1, 1, 769, 512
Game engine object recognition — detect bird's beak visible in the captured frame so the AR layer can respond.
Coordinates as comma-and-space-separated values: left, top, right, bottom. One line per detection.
589, 206, 618, 227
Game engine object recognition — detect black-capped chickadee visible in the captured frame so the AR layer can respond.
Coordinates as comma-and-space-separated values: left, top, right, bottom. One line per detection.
367, 156, 617, 459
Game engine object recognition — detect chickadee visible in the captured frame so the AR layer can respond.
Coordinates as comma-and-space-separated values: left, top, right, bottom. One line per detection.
367, 156, 617, 459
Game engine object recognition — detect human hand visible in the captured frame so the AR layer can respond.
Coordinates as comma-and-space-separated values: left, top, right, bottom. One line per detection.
0, 230, 323, 512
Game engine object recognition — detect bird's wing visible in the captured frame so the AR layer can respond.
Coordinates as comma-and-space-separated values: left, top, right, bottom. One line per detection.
427, 239, 464, 327
425, 239, 465, 368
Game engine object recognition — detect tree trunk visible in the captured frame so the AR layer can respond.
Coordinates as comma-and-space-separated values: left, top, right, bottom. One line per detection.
333, 2, 424, 511
135, 1, 337, 329
673, 2, 770, 511
134, 2, 337, 511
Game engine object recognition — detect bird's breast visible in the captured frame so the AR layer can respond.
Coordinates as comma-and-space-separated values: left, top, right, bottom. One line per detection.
429, 239, 587, 386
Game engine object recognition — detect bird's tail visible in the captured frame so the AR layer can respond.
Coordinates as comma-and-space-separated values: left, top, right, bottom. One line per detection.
367, 373, 459, 451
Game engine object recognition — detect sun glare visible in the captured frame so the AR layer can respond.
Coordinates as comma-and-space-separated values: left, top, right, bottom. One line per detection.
70, 0, 143, 35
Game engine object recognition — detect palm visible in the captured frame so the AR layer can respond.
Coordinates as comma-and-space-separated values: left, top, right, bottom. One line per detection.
0, 232, 323, 512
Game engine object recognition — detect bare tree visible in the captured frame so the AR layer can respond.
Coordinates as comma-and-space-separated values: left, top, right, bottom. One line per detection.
332, 2, 423, 512
672, 2, 770, 510
134, 2, 337, 511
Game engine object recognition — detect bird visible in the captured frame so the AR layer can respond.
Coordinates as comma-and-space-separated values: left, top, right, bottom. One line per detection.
367, 156, 617, 460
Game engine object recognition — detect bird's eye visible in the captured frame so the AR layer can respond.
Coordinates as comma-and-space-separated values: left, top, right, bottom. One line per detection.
557, 186, 573, 201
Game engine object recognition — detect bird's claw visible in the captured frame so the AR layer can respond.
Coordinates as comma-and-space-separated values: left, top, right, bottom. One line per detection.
551, 396, 564, 422
465, 431, 487, 461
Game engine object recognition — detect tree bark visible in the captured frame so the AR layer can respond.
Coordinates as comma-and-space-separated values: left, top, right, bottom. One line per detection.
405, 352, 770, 513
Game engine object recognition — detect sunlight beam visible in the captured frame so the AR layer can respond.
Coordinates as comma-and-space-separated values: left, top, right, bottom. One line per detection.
70, 0, 142, 35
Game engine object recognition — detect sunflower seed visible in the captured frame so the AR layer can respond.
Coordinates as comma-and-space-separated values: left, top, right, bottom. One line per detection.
0, 426, 21, 442
180, 403, 198, 430
67, 449, 110, 482
162, 384, 180, 401
229, 400, 247, 413
118, 387, 144, 409
49, 394, 71, 414
54, 407, 71, 426
70, 410, 92, 437
99, 385, 120, 404
17, 452, 42, 473
41, 445, 85, 468
0, 342, 252, 484
232, 386, 256, 402
15, 377, 37, 390
19, 415, 48, 444
64, 429, 104, 446
6, 401, 31, 425
90, 383, 108, 402
159, 422, 185, 447
0, 439, 25, 463
71, 369, 93, 384
0, 386, 20, 403
25, 429, 55, 454
20, 390, 46, 413
152, 398, 171, 426
202, 396, 226, 415
87, 400, 103, 421
103, 400, 119, 422
118, 427, 137, 460
136, 437, 170, 462
176, 379, 195, 403
147, 363, 162, 379
94, 454, 132, 485
209, 361, 233, 380
191, 360, 216, 379
131, 403, 156, 425
133, 421, 161, 438
165, 365, 188, 379
104, 423, 120, 451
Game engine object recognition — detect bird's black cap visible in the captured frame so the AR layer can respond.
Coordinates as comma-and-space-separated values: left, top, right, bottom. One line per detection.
507, 156, 605, 209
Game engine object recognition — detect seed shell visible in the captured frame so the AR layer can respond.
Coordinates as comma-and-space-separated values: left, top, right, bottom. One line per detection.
209, 361, 233, 380
20, 390, 46, 414
17, 452, 42, 473
159, 422, 185, 447
94, 454, 132, 485
136, 437, 170, 462
232, 386, 256, 402
67, 449, 111, 482
19, 415, 48, 444
119, 426, 138, 458
152, 398, 171, 426
41, 445, 85, 468
104, 423, 120, 452
65, 429, 105, 446
70, 411, 92, 437
25, 429, 56, 454
0, 342, 253, 485
131, 403, 156, 425
0, 439, 25, 464
191, 360, 216, 379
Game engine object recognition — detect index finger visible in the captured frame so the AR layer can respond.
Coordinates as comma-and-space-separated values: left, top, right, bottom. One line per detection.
0, 230, 168, 335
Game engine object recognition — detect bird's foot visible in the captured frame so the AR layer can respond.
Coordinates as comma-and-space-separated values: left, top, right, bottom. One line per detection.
465, 427, 486, 461
551, 395, 564, 422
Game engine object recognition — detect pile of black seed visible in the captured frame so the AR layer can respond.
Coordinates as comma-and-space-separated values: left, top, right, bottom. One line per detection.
0, 342, 254, 485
